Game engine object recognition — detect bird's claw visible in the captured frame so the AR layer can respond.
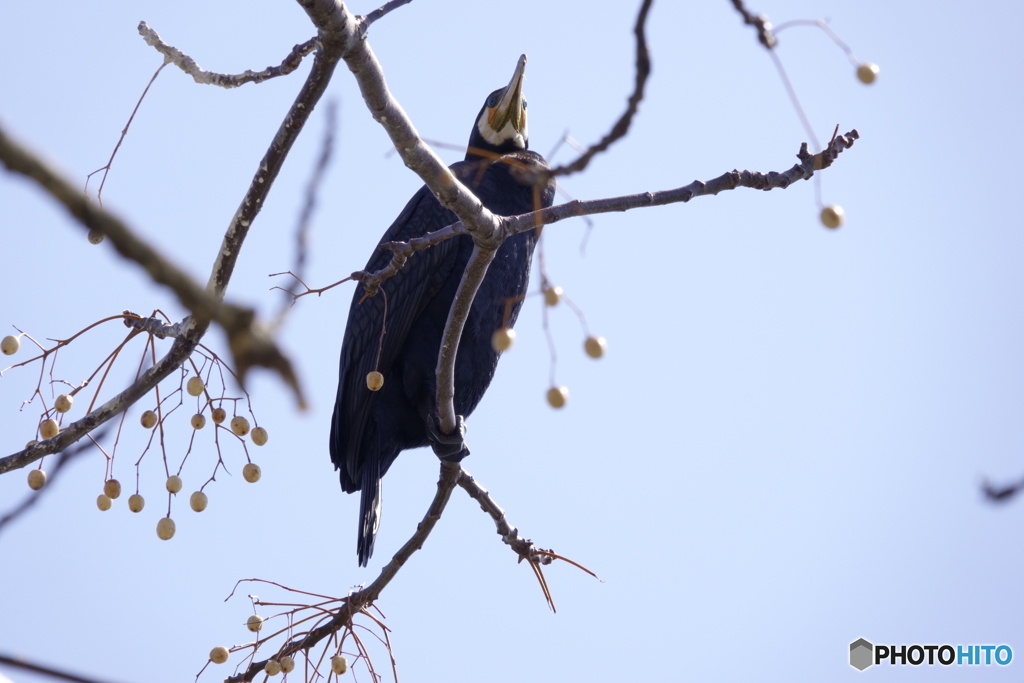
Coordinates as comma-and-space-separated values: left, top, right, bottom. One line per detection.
428, 414, 470, 462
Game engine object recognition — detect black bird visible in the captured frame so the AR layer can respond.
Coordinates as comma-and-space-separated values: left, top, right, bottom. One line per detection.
331, 55, 555, 566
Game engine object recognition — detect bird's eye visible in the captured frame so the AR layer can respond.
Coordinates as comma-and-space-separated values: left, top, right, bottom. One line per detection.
522, 100, 527, 109
486, 94, 499, 108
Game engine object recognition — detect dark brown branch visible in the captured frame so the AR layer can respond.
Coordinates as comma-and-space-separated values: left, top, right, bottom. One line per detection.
982, 476, 1024, 503
730, 0, 777, 49
225, 461, 461, 683
0, 652, 130, 683
507, 130, 860, 236
457, 469, 553, 566
546, 0, 652, 179
138, 22, 318, 88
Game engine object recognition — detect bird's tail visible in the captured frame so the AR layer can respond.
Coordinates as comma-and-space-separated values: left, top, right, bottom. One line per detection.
357, 458, 382, 567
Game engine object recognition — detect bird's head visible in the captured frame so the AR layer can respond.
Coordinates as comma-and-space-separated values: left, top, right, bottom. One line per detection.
467, 54, 530, 159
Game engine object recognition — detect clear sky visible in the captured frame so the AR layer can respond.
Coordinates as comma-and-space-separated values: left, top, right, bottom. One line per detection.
2, 1, 1022, 682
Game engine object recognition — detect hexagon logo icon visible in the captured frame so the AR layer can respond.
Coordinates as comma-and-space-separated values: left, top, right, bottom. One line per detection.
850, 638, 873, 671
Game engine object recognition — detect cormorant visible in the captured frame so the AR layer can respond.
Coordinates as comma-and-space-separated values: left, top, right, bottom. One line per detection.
330, 55, 556, 566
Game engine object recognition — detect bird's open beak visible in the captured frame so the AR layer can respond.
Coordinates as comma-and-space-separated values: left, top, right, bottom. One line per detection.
491, 54, 527, 134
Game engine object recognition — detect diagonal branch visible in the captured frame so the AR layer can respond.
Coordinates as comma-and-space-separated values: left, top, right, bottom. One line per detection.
138, 22, 318, 89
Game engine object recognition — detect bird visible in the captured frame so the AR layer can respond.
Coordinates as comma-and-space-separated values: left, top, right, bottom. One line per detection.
330, 55, 556, 566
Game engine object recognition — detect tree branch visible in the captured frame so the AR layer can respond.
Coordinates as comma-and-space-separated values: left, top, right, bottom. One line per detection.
546, 0, 653, 179
137, 22, 318, 89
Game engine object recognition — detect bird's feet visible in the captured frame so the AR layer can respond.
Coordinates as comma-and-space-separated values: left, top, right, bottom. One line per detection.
428, 414, 470, 462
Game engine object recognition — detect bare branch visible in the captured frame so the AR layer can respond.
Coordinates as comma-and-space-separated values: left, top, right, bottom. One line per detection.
137, 22, 318, 89
547, 0, 653, 179
0, 652, 131, 683
507, 130, 861, 237
360, 0, 414, 30
225, 461, 461, 683
731, 0, 777, 49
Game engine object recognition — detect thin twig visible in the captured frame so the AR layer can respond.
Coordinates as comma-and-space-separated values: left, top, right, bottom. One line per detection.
138, 22, 318, 89
0, 653, 129, 683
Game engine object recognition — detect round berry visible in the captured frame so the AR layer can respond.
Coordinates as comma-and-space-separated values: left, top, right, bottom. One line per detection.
140, 410, 158, 429
211, 407, 227, 424
27, 469, 46, 490
25, 440, 38, 449
189, 491, 208, 512
128, 494, 145, 513
820, 205, 845, 229
190, 413, 206, 430
265, 660, 282, 676
331, 655, 348, 675
103, 479, 122, 499
251, 426, 268, 446
491, 327, 515, 352
544, 285, 563, 307
87, 229, 105, 245
246, 615, 264, 633
280, 656, 295, 673
242, 463, 262, 483
1, 335, 20, 356
230, 415, 250, 437
156, 517, 176, 540
546, 386, 569, 409
54, 393, 73, 414
96, 494, 112, 511
166, 475, 183, 494
210, 646, 230, 665
856, 62, 880, 84
186, 376, 205, 397
584, 335, 607, 359
39, 418, 59, 440
366, 371, 384, 391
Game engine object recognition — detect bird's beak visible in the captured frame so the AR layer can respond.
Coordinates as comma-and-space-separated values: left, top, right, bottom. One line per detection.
491, 54, 527, 134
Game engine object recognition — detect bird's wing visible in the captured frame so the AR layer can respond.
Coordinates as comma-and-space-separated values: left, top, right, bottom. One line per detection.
332, 182, 463, 486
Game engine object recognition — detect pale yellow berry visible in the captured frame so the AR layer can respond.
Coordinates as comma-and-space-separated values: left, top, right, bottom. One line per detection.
140, 410, 158, 429
54, 393, 73, 413
186, 376, 205, 397
820, 205, 845, 229
191, 413, 206, 430
491, 327, 515, 352
166, 475, 183, 494
331, 655, 348, 675
103, 478, 122, 499
280, 656, 295, 673
265, 660, 282, 676
25, 440, 38, 449
39, 418, 59, 440
856, 62, 880, 84
27, 469, 46, 490
128, 494, 145, 513
546, 386, 569, 409
242, 463, 262, 483
246, 615, 264, 633
210, 646, 230, 665
97, 494, 112, 511
156, 517, 176, 540
366, 371, 384, 391
251, 426, 268, 446
584, 335, 607, 359
211, 407, 227, 424
544, 285, 563, 306
1, 335, 20, 356
230, 415, 250, 437
87, 229, 105, 245
189, 491, 208, 512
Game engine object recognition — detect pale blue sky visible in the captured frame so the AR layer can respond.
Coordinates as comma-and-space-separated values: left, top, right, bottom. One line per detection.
2, 1, 1023, 681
